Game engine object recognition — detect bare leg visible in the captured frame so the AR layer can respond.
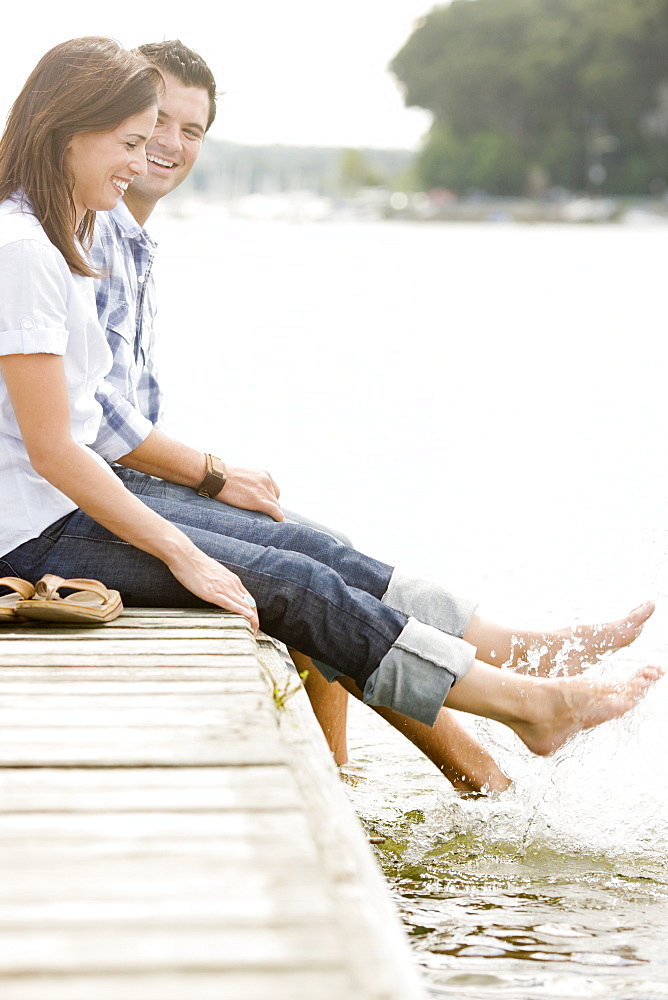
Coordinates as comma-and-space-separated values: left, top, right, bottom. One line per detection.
338, 677, 510, 793
444, 659, 663, 756
293, 651, 510, 794
463, 601, 654, 676
292, 651, 350, 766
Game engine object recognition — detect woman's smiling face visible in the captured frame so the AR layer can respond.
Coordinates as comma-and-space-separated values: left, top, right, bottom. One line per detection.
67, 106, 158, 225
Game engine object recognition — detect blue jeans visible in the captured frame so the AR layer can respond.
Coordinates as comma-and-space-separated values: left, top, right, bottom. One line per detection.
112, 468, 355, 547
113, 468, 353, 684
0, 474, 477, 725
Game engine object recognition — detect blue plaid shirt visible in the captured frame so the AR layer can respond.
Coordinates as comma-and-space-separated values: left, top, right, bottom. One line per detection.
91, 201, 164, 462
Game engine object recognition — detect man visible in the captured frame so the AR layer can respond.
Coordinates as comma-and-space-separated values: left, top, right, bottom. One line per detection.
91, 39, 510, 794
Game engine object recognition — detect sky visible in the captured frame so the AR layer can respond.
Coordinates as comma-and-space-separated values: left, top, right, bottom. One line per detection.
0, 0, 438, 149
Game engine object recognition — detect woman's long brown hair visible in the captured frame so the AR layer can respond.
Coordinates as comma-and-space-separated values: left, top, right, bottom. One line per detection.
0, 37, 162, 276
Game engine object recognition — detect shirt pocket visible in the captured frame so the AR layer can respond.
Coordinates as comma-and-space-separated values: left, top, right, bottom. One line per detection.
104, 321, 138, 400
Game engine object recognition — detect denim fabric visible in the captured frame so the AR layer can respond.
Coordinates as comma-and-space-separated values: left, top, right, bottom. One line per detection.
110, 473, 478, 710
0, 499, 403, 695
113, 467, 353, 683
0, 492, 477, 723
382, 568, 477, 638
365, 618, 476, 726
113, 467, 354, 546
315, 569, 477, 685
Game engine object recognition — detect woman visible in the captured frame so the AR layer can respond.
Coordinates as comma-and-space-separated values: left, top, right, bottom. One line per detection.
0, 37, 662, 758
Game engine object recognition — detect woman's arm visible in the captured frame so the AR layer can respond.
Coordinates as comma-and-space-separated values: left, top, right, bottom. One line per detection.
0, 353, 259, 628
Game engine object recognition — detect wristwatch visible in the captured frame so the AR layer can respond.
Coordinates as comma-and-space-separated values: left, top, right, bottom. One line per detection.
196, 453, 228, 498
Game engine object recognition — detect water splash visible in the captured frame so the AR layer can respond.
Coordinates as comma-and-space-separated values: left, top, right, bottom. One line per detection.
344, 647, 668, 868
428, 663, 668, 865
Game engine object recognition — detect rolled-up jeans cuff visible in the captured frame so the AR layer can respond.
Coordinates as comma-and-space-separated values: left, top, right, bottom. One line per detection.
362, 617, 476, 726
381, 567, 477, 638
312, 657, 344, 683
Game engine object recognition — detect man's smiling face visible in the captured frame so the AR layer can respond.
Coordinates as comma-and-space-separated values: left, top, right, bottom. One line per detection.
123, 70, 211, 224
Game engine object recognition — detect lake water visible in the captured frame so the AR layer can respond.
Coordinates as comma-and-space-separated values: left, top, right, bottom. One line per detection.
153, 210, 668, 999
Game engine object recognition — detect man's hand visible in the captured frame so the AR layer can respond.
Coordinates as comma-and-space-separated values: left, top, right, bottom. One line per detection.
116, 431, 285, 521
220, 465, 284, 522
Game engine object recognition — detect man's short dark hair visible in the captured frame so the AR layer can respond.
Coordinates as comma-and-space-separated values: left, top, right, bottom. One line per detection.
138, 39, 217, 131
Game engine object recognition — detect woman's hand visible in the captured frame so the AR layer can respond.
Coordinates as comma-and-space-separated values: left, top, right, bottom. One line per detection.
166, 543, 259, 631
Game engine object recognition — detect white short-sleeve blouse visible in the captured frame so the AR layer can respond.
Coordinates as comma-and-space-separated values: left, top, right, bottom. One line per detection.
0, 197, 116, 557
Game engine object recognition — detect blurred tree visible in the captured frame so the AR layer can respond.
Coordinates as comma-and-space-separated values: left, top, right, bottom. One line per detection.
418, 122, 525, 193
338, 148, 385, 192
390, 0, 668, 195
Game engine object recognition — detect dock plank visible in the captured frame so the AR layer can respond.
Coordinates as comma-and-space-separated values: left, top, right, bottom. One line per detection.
0, 729, 285, 766
0, 766, 300, 812
0, 679, 263, 693
0, 970, 357, 1000
0, 608, 425, 999
0, 665, 258, 679
0, 923, 344, 972
0, 638, 256, 656
0, 698, 272, 727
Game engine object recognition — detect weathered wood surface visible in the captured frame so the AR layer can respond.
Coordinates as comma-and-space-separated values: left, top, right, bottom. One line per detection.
0, 607, 425, 1000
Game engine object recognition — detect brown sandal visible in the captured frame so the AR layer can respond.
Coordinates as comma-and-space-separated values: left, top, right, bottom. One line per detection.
15, 574, 123, 625
0, 577, 36, 622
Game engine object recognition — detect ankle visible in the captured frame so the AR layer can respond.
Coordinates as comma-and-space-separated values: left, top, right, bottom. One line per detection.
502, 675, 553, 728
510, 633, 529, 668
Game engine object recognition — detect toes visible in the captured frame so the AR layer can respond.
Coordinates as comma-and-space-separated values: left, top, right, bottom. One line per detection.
640, 663, 663, 682
628, 601, 655, 624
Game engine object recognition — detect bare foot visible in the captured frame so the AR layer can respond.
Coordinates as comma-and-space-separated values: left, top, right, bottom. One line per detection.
511, 664, 664, 756
514, 601, 655, 676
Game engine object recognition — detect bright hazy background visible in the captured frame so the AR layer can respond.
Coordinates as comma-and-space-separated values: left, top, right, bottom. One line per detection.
0, 0, 434, 148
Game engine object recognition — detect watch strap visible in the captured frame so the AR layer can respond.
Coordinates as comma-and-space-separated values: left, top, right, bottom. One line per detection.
196, 453, 227, 498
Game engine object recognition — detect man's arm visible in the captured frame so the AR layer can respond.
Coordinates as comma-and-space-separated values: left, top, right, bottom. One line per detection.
91, 213, 283, 522
116, 428, 285, 522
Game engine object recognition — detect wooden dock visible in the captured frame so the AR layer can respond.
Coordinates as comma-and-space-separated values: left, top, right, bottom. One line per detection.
0, 609, 426, 1000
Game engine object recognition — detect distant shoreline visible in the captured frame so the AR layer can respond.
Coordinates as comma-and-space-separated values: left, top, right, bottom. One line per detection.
159, 190, 668, 226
